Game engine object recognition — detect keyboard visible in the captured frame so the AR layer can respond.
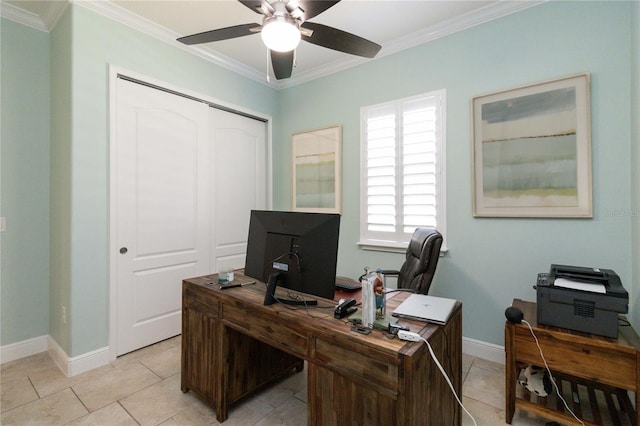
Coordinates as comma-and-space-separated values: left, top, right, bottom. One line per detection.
335, 276, 362, 292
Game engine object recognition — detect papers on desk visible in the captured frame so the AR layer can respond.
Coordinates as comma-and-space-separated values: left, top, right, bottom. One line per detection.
554, 277, 606, 294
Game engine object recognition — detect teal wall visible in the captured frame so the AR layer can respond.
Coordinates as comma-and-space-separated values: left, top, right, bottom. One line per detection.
49, 7, 73, 354
1, 0, 638, 354
56, 5, 279, 356
1, 19, 51, 345
277, 1, 637, 345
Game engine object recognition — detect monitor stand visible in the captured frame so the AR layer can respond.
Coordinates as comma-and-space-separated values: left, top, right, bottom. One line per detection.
263, 272, 318, 306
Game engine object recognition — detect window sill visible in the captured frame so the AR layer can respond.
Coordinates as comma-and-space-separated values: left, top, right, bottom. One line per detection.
357, 241, 407, 253
357, 241, 449, 255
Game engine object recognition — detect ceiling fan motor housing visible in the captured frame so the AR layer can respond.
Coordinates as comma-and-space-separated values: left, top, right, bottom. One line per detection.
260, 4, 301, 52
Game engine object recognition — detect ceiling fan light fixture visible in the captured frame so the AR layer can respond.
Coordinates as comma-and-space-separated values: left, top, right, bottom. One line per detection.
261, 15, 301, 52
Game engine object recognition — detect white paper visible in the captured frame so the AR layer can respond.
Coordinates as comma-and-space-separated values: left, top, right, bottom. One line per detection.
554, 277, 606, 294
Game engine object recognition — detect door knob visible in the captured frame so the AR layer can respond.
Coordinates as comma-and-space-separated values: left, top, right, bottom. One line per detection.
120, 247, 128, 254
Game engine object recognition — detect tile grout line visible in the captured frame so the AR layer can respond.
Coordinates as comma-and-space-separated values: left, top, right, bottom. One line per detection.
117, 400, 142, 426
0, 375, 43, 415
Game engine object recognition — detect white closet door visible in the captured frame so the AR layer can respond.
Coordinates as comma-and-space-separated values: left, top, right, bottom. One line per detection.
210, 108, 267, 272
115, 78, 210, 356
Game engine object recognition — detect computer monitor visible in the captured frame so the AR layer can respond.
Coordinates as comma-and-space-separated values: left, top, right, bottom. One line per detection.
244, 210, 340, 305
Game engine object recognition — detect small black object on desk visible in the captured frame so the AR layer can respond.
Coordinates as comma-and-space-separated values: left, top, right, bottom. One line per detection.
335, 298, 357, 319
335, 276, 361, 292
220, 280, 255, 290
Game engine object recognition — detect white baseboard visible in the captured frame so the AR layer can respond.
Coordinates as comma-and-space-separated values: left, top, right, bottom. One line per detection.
462, 336, 505, 364
46, 336, 70, 375
0, 335, 48, 364
47, 336, 110, 377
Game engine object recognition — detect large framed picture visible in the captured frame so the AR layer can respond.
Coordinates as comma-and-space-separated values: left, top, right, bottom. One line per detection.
472, 73, 592, 218
291, 125, 342, 213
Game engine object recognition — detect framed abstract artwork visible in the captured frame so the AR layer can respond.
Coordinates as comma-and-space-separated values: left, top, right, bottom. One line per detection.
291, 125, 342, 214
472, 73, 592, 218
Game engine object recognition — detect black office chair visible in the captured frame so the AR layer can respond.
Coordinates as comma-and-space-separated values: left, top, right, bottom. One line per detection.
381, 227, 443, 295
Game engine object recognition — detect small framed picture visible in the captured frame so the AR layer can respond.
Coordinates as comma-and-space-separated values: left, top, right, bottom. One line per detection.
291, 125, 342, 214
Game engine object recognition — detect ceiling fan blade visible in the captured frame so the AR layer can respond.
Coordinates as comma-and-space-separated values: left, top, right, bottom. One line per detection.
237, 0, 266, 15
289, 1, 340, 21
177, 23, 261, 45
301, 22, 381, 58
271, 50, 294, 80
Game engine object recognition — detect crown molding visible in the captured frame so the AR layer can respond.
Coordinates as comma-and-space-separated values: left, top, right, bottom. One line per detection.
1, 1, 46, 31
381, 0, 545, 58
2, 0, 544, 89
74, 0, 270, 86
270, 0, 546, 89
0, 0, 68, 32
43, 0, 70, 31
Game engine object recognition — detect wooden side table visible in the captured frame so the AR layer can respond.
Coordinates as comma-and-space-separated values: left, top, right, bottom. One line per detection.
505, 299, 640, 425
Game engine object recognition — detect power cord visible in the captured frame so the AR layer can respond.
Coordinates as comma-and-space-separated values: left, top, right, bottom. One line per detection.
383, 288, 416, 295
398, 330, 477, 426
520, 319, 585, 426
505, 306, 584, 425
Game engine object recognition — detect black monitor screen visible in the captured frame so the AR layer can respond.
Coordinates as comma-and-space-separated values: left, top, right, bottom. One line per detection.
244, 210, 340, 300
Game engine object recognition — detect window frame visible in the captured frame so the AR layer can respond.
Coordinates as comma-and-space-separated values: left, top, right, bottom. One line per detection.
359, 89, 447, 253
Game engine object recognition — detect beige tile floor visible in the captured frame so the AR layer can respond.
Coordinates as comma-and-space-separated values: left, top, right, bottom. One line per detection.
0, 335, 626, 425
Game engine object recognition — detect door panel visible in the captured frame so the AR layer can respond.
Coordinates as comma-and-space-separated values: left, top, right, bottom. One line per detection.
211, 109, 266, 270
134, 263, 195, 322
116, 79, 210, 356
135, 110, 198, 255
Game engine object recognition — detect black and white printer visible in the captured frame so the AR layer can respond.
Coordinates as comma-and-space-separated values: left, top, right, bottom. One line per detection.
535, 264, 628, 338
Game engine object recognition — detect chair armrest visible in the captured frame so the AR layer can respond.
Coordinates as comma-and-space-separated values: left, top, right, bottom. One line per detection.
380, 270, 400, 277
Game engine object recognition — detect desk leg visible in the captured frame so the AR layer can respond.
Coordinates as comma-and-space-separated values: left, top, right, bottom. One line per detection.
307, 362, 317, 426
505, 322, 516, 424
214, 320, 228, 423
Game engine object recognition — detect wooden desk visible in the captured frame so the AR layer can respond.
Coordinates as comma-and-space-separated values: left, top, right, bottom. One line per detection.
505, 299, 640, 425
182, 273, 462, 425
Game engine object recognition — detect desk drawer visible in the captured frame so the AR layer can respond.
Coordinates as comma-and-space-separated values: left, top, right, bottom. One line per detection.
222, 304, 309, 357
315, 337, 399, 397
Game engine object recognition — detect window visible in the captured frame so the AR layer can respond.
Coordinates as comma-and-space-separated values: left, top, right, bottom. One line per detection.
359, 90, 446, 251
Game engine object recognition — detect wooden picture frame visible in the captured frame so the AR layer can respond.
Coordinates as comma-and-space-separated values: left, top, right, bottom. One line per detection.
291, 125, 342, 213
472, 73, 592, 218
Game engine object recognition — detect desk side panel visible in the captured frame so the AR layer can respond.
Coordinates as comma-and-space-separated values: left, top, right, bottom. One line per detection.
404, 304, 462, 425
182, 282, 219, 405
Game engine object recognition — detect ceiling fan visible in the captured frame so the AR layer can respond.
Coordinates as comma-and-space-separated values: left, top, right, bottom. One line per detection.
177, 0, 382, 80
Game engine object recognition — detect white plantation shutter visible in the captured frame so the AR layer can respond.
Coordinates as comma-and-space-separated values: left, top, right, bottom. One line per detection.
360, 90, 446, 250
365, 105, 397, 233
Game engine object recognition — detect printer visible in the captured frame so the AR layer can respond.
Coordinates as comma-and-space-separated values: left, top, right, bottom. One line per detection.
536, 264, 628, 338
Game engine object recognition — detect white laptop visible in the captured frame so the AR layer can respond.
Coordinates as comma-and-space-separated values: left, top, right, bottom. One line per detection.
392, 294, 457, 325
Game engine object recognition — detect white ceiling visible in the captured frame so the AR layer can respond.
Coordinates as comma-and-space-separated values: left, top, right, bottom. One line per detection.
2, 0, 541, 88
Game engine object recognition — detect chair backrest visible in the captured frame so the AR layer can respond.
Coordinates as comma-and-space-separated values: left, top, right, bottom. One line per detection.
397, 227, 443, 294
